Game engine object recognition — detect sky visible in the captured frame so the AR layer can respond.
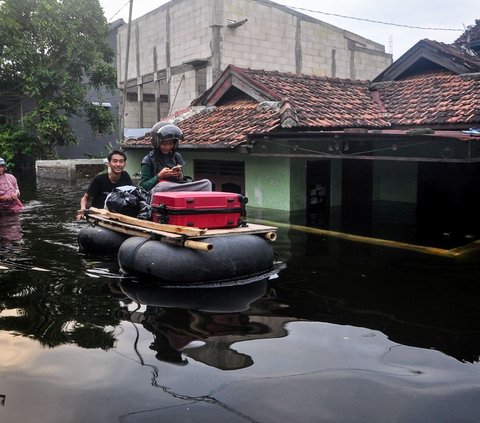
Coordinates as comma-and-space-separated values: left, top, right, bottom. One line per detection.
98, 0, 480, 60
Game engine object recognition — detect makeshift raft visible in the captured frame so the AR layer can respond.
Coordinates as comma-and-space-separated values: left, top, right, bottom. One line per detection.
78, 207, 279, 284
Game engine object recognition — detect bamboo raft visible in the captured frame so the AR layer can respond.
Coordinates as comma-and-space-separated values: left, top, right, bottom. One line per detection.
79, 208, 280, 283
84, 207, 278, 251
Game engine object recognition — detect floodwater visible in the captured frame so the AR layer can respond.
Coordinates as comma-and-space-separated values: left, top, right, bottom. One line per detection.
1, 170, 480, 423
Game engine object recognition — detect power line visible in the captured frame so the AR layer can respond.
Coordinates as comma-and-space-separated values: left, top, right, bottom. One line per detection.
107, 0, 131, 22
290, 6, 463, 32
104, 1, 464, 32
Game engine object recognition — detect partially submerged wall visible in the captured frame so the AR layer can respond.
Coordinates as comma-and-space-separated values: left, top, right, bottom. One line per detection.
35, 159, 106, 180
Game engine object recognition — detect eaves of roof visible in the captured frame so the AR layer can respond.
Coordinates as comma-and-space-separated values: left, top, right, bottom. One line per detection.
373, 39, 480, 82
248, 129, 477, 142
192, 65, 281, 106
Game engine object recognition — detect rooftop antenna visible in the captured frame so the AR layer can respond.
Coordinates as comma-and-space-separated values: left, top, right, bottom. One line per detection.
388, 35, 393, 55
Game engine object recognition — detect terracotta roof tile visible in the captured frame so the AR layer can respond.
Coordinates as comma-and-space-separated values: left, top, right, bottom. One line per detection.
240, 68, 390, 129
373, 71, 480, 127
178, 98, 281, 147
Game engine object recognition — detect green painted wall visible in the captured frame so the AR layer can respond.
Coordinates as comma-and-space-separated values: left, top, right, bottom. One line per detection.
124, 149, 146, 178
124, 148, 420, 212
245, 156, 293, 211
330, 159, 343, 207
124, 148, 305, 211
289, 158, 306, 210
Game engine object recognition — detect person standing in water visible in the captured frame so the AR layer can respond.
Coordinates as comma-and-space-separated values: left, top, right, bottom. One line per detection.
0, 157, 23, 213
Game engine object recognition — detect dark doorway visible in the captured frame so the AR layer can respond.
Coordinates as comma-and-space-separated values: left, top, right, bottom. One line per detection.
417, 162, 480, 247
306, 160, 330, 227
194, 160, 245, 194
341, 160, 373, 235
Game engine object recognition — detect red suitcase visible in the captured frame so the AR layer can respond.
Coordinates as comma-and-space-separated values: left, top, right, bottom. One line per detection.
151, 191, 247, 229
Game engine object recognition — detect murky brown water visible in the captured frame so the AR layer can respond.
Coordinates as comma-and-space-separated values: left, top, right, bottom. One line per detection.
1, 170, 480, 423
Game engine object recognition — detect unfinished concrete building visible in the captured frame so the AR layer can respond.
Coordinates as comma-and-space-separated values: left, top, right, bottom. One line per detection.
117, 0, 392, 128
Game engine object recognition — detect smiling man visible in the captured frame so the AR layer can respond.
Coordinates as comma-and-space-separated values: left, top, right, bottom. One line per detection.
76, 150, 133, 220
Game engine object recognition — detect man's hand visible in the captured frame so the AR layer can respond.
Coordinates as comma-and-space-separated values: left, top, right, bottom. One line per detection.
76, 209, 86, 221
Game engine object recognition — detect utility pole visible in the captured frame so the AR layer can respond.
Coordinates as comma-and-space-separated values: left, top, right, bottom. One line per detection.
119, 0, 133, 144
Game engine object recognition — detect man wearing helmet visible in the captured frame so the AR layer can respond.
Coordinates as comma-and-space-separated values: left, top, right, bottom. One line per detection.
0, 157, 23, 212
140, 123, 211, 193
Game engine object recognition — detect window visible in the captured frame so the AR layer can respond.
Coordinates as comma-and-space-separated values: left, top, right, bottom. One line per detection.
91, 102, 112, 109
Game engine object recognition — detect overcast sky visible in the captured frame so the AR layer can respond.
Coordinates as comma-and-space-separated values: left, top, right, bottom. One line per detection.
99, 0, 479, 60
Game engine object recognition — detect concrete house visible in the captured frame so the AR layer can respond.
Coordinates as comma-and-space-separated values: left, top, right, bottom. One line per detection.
123, 25, 480, 245
117, 0, 392, 128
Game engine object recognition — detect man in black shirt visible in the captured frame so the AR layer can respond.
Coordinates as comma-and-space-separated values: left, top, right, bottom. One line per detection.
76, 150, 133, 220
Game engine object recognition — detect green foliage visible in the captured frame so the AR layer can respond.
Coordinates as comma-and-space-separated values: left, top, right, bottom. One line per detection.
0, 0, 117, 158
0, 125, 39, 167
85, 103, 117, 134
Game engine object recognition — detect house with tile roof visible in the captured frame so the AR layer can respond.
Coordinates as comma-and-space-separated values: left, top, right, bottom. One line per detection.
123, 29, 480, 245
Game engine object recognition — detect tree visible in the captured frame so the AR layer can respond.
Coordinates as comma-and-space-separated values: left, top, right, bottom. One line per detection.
0, 0, 117, 158
0, 125, 39, 168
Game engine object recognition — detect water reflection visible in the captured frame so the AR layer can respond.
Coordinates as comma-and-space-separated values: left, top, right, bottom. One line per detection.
272, 231, 480, 363
117, 279, 278, 369
0, 212, 22, 245
119, 277, 270, 312
0, 270, 121, 349
273, 272, 480, 363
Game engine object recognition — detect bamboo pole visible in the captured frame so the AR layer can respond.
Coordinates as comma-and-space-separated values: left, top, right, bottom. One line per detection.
263, 231, 277, 241
89, 219, 213, 251
87, 207, 206, 236
253, 219, 475, 258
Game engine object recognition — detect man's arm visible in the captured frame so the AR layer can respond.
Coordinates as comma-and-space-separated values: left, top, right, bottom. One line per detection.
76, 193, 89, 221
80, 193, 89, 210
